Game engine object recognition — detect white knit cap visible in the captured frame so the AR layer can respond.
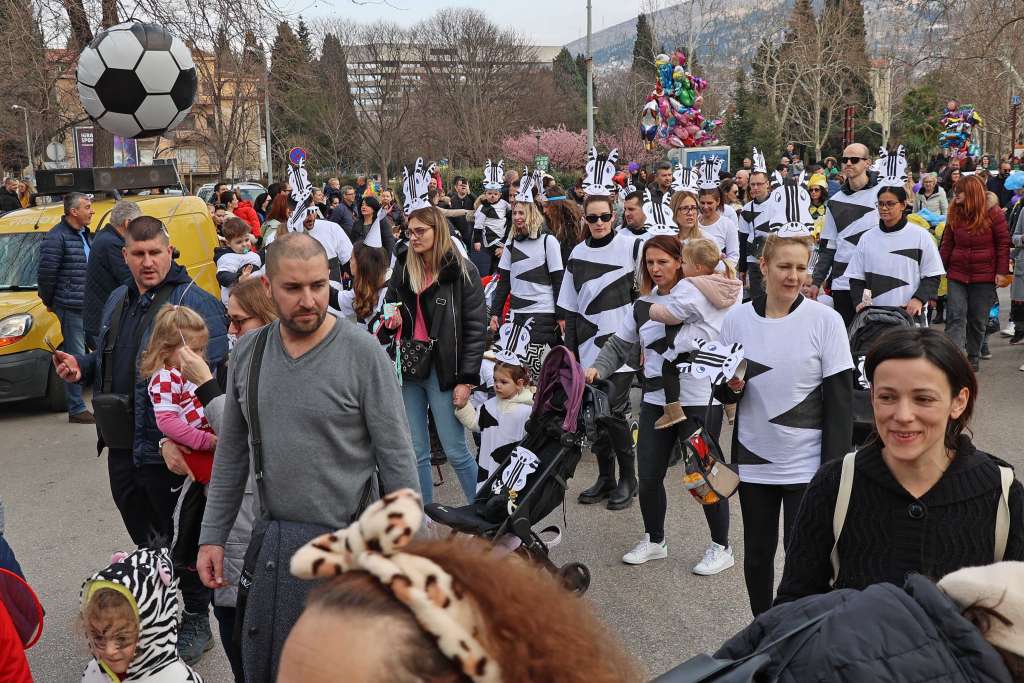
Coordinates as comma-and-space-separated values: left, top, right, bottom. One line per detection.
938, 562, 1024, 657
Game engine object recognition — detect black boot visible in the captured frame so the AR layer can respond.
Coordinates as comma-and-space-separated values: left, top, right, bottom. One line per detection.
607, 448, 638, 510
578, 449, 616, 504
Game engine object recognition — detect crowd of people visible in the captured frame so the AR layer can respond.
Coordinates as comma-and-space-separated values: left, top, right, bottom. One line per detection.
2, 138, 1024, 682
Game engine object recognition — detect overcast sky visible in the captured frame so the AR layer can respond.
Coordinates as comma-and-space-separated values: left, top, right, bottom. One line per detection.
293, 0, 644, 45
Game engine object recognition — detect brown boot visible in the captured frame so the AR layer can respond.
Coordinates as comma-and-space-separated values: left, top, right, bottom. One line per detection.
654, 402, 686, 430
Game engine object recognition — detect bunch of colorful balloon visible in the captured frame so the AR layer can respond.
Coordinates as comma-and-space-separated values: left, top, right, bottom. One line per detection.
639, 50, 722, 150
938, 100, 984, 158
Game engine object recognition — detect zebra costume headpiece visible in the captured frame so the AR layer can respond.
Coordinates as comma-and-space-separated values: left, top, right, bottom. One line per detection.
752, 147, 767, 174
873, 145, 908, 188
494, 317, 534, 367
482, 159, 504, 191
672, 162, 699, 195
581, 147, 619, 197
766, 172, 814, 238
696, 155, 724, 190
287, 156, 315, 233
515, 166, 538, 203
642, 188, 678, 235
80, 547, 203, 681
402, 157, 431, 216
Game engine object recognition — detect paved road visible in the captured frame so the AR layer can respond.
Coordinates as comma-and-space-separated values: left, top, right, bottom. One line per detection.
6, 310, 1024, 681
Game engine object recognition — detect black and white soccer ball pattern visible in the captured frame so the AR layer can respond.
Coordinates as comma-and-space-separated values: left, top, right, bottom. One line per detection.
76, 21, 197, 139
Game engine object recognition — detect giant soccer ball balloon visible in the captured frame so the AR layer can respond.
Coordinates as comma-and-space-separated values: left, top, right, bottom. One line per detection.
76, 21, 197, 139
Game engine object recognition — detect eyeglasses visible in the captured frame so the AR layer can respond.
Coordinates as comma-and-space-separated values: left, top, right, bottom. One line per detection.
876, 201, 902, 209
227, 314, 254, 329
584, 212, 613, 224
841, 157, 866, 165
677, 206, 698, 213
408, 226, 434, 239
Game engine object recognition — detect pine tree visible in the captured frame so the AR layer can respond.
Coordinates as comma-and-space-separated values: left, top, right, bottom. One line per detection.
785, 0, 816, 43
296, 19, 314, 63
315, 32, 360, 172
553, 47, 586, 129
269, 21, 313, 170
724, 69, 755, 164
631, 13, 655, 77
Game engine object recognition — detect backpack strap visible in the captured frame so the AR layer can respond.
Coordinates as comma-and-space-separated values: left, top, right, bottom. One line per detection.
101, 291, 129, 394
995, 466, 1013, 562
247, 325, 272, 517
830, 451, 857, 588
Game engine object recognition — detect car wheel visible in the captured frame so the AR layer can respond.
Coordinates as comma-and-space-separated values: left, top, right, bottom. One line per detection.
44, 363, 67, 412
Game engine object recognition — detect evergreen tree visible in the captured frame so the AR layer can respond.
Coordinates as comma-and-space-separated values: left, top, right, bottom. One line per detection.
724, 69, 755, 164
785, 0, 816, 43
269, 21, 313, 170
296, 19, 314, 63
631, 13, 655, 77
553, 47, 586, 129
314, 32, 360, 172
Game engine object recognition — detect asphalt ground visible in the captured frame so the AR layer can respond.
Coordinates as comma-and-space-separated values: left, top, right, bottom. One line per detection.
6, 297, 1024, 680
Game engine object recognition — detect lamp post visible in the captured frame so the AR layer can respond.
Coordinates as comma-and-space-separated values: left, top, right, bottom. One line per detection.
11, 105, 33, 180
533, 128, 541, 157
585, 0, 594, 149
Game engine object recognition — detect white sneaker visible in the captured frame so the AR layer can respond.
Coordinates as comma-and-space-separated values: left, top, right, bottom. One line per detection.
622, 534, 668, 565
692, 542, 735, 575
1002, 323, 1016, 337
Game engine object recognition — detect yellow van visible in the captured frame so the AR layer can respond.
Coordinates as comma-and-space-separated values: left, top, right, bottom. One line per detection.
0, 166, 221, 411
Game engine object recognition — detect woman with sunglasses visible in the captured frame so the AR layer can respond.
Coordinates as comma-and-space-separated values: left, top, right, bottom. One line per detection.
845, 185, 944, 321
559, 194, 644, 511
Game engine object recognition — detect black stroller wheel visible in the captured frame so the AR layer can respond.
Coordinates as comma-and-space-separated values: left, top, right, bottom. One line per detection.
559, 562, 591, 595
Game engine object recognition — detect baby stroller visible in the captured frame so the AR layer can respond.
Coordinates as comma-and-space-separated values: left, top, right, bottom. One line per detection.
848, 306, 917, 444
425, 346, 610, 595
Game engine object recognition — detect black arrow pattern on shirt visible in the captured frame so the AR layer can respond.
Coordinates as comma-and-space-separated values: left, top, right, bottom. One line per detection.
480, 441, 519, 483
509, 241, 530, 264
567, 259, 621, 294
575, 315, 600, 344
516, 262, 553, 286
828, 199, 876, 234
769, 384, 824, 429
891, 248, 923, 262
593, 331, 613, 349
585, 272, 635, 316
634, 299, 654, 326
742, 358, 773, 383
865, 272, 910, 300
478, 403, 499, 430
740, 207, 761, 225
510, 294, 535, 311
734, 437, 774, 465
843, 228, 870, 246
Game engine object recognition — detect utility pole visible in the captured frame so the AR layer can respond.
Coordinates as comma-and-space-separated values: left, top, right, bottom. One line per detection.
1011, 95, 1021, 162
264, 46, 273, 185
586, 0, 594, 149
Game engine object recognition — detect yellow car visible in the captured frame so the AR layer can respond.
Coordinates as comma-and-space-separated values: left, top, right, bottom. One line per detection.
0, 168, 221, 411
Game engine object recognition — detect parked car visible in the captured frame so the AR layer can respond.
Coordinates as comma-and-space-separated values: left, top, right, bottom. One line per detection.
0, 167, 221, 411
196, 181, 266, 205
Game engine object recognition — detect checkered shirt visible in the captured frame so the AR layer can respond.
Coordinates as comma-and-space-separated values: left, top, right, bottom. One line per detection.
148, 367, 212, 432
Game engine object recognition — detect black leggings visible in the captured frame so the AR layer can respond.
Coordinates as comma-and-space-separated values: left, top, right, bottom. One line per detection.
738, 481, 807, 616
637, 402, 728, 546
592, 372, 634, 458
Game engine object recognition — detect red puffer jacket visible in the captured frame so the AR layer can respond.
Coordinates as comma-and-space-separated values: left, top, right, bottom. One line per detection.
939, 205, 1010, 284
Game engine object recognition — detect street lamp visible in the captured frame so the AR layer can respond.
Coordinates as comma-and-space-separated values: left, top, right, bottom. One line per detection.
533, 128, 542, 157
10, 105, 33, 180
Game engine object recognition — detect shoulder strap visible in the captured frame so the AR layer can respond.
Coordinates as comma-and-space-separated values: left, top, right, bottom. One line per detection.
995, 466, 1013, 562
830, 451, 857, 587
428, 284, 449, 341
101, 291, 130, 393
248, 325, 273, 516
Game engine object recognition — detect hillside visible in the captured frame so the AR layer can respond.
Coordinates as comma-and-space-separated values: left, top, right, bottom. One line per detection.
563, 0, 938, 72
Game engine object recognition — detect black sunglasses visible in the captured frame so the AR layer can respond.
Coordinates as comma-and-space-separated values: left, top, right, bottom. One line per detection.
584, 212, 613, 224
841, 156, 866, 165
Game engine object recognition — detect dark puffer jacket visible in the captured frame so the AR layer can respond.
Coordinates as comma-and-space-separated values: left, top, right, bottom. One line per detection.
384, 248, 486, 391
940, 205, 1010, 284
714, 574, 1012, 682
37, 217, 92, 311
83, 224, 132, 342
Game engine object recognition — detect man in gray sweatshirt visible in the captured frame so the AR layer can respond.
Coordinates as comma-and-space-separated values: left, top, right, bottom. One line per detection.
197, 232, 418, 681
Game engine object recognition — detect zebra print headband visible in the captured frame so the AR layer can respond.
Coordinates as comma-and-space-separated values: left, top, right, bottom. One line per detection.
291, 489, 501, 683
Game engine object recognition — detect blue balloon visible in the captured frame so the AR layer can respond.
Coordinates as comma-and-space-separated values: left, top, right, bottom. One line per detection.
1005, 171, 1024, 191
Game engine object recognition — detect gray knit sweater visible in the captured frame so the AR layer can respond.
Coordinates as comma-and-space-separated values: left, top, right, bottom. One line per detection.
199, 317, 419, 546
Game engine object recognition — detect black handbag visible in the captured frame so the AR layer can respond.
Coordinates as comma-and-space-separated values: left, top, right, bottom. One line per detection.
397, 288, 448, 381
652, 609, 831, 682
92, 285, 173, 450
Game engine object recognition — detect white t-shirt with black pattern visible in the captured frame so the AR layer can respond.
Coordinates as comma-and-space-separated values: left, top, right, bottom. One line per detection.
718, 298, 853, 485
843, 223, 945, 307
498, 233, 563, 315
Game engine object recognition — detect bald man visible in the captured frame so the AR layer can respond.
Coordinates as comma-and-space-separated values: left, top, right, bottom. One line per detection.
810, 143, 881, 326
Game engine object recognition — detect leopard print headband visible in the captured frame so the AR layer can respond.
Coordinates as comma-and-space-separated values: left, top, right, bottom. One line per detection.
290, 489, 501, 683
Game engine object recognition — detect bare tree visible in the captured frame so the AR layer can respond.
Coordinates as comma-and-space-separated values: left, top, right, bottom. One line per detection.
640, 0, 724, 66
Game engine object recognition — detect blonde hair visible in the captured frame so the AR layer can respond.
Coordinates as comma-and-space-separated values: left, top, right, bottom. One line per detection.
513, 200, 545, 240
670, 191, 703, 241
761, 233, 814, 264
683, 237, 735, 280
405, 206, 470, 293
139, 304, 209, 378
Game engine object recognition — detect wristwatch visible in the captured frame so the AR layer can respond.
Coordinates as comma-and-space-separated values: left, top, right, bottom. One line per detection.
159, 437, 169, 450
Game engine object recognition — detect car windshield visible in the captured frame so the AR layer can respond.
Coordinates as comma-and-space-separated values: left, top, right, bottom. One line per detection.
236, 186, 264, 203
0, 233, 44, 289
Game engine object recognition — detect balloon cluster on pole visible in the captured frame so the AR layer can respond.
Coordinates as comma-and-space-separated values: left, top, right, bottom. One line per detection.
639, 50, 721, 150
937, 99, 983, 159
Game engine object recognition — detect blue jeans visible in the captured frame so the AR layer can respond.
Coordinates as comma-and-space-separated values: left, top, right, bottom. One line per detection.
401, 370, 478, 505
55, 307, 86, 415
